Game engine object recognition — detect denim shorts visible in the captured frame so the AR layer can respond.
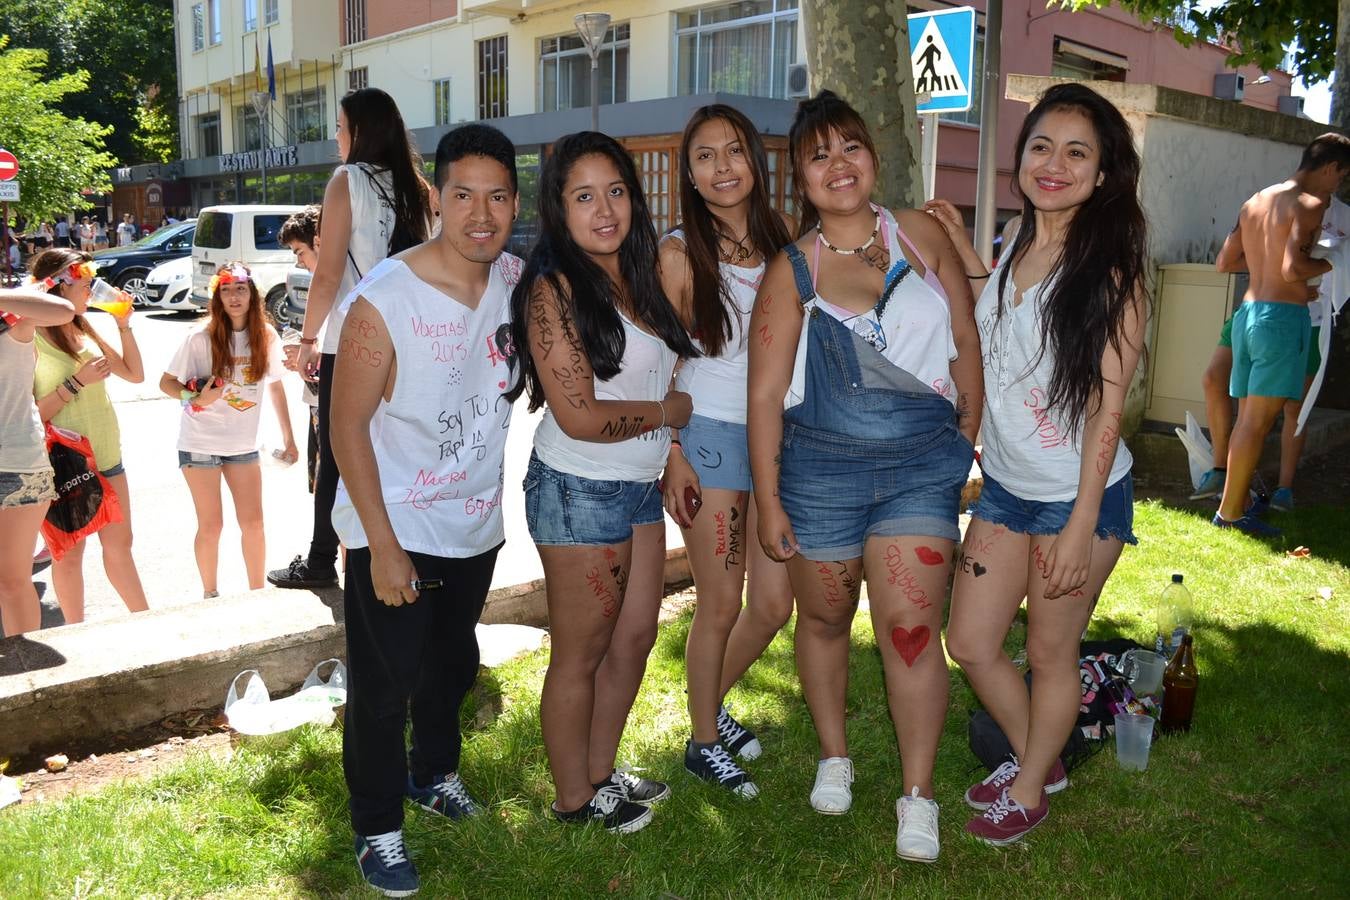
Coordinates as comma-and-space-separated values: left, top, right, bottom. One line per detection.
680, 414, 751, 492
0, 469, 57, 508
524, 452, 664, 546
778, 422, 974, 560
101, 462, 125, 479
971, 472, 1138, 545
178, 449, 262, 469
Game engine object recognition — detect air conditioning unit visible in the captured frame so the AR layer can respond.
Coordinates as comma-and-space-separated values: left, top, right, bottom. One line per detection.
1277, 95, 1306, 117
1213, 73, 1245, 102
786, 62, 810, 99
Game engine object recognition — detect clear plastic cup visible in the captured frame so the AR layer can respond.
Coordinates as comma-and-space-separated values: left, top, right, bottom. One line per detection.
1125, 649, 1166, 696
88, 278, 133, 317
1114, 712, 1155, 771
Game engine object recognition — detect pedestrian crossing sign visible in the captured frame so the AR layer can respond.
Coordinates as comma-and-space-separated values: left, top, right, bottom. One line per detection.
907, 6, 977, 114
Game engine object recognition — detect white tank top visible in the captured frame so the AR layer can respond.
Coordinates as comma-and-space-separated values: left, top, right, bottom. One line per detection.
667, 230, 762, 425
975, 262, 1133, 501
0, 323, 49, 473
331, 253, 523, 556
787, 206, 958, 410
533, 313, 678, 482
322, 163, 397, 354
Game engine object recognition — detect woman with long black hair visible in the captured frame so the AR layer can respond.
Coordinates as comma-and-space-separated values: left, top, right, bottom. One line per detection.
509, 131, 697, 834
275, 87, 433, 591
657, 104, 794, 796
929, 82, 1148, 845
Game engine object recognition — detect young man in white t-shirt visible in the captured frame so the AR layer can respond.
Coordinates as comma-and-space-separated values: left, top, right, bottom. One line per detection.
327, 123, 522, 897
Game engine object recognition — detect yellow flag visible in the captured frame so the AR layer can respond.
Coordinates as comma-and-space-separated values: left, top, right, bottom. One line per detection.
254, 37, 262, 92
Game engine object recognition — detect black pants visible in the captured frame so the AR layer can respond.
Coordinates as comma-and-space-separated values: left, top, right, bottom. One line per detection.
307, 353, 339, 568
342, 543, 501, 836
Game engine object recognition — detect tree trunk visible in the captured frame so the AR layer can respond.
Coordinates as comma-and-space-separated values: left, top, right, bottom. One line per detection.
1334, 0, 1350, 131
800, 0, 924, 209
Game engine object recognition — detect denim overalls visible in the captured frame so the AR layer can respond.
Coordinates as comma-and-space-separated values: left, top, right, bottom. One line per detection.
776, 243, 974, 560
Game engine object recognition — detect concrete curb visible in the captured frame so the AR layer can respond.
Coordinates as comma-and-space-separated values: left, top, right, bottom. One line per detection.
1, 548, 691, 760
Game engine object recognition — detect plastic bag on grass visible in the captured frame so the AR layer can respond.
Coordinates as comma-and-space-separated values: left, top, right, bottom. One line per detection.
224, 659, 347, 736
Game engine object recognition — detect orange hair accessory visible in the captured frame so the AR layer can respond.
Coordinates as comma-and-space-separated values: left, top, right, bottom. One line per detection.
208, 264, 252, 296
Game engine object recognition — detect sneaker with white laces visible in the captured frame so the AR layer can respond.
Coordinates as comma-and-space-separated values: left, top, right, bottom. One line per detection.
553, 782, 653, 834
406, 772, 481, 819
965, 788, 1049, 845
896, 787, 940, 863
716, 706, 763, 761
684, 741, 759, 798
606, 768, 671, 805
354, 830, 419, 897
964, 757, 1068, 811
810, 756, 854, 814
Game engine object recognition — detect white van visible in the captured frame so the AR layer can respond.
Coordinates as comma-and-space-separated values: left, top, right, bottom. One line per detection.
190, 204, 303, 319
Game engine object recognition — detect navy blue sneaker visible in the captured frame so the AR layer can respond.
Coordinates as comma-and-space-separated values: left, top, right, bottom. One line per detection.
605, 768, 671, 805
354, 831, 419, 897
407, 772, 481, 819
1212, 512, 1281, 538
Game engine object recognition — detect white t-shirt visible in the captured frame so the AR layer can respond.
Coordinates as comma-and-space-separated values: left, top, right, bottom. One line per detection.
667, 229, 762, 425
331, 253, 523, 556
166, 327, 285, 455
116, 222, 135, 246
321, 163, 397, 355
975, 264, 1133, 501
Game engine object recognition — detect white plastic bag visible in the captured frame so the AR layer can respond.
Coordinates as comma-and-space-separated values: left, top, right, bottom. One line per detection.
1174, 410, 1213, 493
224, 658, 347, 736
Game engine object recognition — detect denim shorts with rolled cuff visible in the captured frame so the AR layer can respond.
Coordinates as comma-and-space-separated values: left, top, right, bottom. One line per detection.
101, 461, 125, 479
679, 414, 752, 492
0, 468, 57, 508
971, 471, 1138, 545
177, 449, 262, 469
523, 451, 664, 546
778, 422, 974, 561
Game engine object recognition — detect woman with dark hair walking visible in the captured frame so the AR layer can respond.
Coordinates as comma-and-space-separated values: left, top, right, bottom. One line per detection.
747, 90, 982, 862
273, 87, 433, 591
657, 104, 794, 796
929, 82, 1148, 845
31, 248, 151, 624
509, 131, 697, 834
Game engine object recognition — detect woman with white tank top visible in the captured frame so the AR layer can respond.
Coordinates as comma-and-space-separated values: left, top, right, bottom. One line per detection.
506, 132, 697, 835
656, 105, 795, 799
928, 82, 1148, 847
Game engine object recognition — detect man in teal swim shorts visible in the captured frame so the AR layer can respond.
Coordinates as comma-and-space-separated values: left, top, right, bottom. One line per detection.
1211, 133, 1350, 536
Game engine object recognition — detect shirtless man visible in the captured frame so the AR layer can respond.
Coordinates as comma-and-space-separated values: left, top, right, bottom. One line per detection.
1211, 132, 1350, 536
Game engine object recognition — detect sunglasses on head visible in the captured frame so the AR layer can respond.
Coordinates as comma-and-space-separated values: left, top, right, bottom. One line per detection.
36, 262, 97, 290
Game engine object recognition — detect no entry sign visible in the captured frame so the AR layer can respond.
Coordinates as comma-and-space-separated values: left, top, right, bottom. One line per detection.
0, 149, 17, 181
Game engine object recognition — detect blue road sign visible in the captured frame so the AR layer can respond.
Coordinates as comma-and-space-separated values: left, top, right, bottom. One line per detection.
907, 6, 976, 114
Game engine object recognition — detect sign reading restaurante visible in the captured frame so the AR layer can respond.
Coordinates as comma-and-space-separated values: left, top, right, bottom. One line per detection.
219, 145, 299, 172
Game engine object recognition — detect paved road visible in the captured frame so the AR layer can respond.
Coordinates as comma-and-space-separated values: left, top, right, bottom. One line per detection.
35, 309, 685, 627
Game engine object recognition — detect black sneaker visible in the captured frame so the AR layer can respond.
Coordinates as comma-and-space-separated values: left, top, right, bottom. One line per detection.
716, 706, 762, 760
685, 741, 759, 798
266, 554, 338, 589
605, 769, 670, 805
553, 782, 653, 834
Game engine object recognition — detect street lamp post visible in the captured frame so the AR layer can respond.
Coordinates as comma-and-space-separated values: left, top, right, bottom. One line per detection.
251, 91, 273, 203
574, 12, 611, 132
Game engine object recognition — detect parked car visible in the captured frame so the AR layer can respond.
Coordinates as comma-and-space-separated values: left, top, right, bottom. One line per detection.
190, 205, 303, 315
90, 219, 196, 306
277, 265, 310, 330
141, 256, 195, 312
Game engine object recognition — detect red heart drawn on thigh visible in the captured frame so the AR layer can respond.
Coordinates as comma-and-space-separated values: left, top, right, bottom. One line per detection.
914, 546, 945, 566
890, 625, 930, 667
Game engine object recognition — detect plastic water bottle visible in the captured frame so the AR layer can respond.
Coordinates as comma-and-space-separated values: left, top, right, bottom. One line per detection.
1155, 573, 1193, 658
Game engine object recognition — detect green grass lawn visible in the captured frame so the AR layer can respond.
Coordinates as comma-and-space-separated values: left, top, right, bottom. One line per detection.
2, 499, 1348, 898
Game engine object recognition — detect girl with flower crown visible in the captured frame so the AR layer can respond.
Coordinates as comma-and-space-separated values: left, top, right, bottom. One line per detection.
159, 262, 296, 598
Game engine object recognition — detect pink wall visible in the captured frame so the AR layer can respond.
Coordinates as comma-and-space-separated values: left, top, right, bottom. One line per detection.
345, 1, 460, 44
934, 0, 1295, 216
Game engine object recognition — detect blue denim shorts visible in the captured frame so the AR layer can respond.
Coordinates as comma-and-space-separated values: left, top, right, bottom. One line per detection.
0, 469, 57, 508
524, 452, 664, 546
101, 462, 125, 479
778, 422, 974, 560
971, 472, 1138, 545
178, 449, 262, 469
680, 414, 751, 492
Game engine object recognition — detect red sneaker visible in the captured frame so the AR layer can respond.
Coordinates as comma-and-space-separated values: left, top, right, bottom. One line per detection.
965, 788, 1049, 845
965, 758, 1068, 811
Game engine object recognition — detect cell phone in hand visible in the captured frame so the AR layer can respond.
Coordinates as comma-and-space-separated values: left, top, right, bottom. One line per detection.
684, 484, 702, 521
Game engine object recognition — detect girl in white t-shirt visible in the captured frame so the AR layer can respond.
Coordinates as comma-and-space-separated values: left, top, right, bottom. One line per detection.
927, 82, 1148, 846
160, 263, 296, 598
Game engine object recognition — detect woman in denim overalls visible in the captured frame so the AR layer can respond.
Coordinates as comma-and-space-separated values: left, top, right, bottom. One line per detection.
747, 91, 983, 862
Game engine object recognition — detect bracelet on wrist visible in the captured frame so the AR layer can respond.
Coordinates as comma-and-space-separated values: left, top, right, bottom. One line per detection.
299, 337, 318, 345
965, 271, 991, 279
71, 374, 85, 388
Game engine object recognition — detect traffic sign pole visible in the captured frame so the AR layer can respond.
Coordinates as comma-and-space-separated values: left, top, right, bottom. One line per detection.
922, 114, 939, 202
973, 0, 1003, 264
907, 8, 976, 203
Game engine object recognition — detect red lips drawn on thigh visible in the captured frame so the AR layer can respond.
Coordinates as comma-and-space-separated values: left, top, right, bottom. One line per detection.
913, 546, 945, 566
890, 625, 930, 667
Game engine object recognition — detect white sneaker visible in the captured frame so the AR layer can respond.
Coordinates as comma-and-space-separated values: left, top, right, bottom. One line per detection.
896, 787, 940, 862
810, 756, 853, 814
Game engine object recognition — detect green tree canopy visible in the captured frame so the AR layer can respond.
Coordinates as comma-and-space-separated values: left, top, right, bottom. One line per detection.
1061, 0, 1335, 85
0, 40, 115, 222
0, 0, 177, 165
